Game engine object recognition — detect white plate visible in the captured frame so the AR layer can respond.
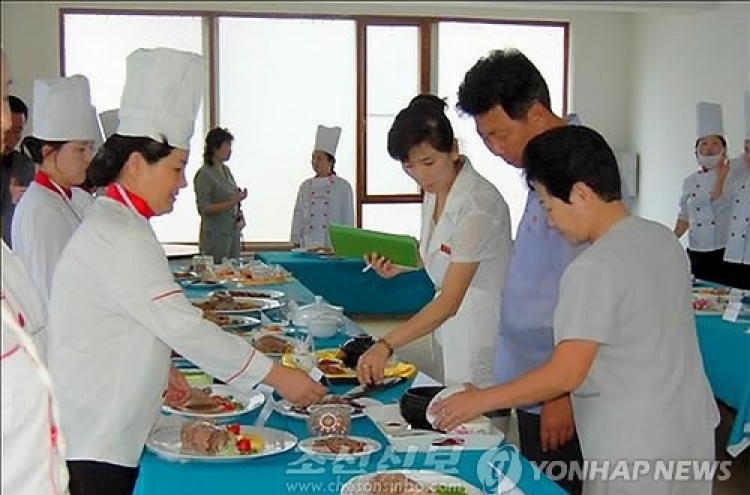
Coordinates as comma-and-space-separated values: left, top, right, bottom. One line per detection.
184, 280, 228, 290
298, 435, 381, 460
147, 422, 297, 463
245, 333, 299, 358
162, 385, 265, 420
191, 296, 283, 314
340, 469, 482, 495
425, 385, 465, 429
216, 289, 286, 300
214, 315, 260, 331
274, 397, 382, 420
692, 294, 749, 315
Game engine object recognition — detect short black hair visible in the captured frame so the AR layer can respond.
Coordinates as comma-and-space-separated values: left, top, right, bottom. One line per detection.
387, 94, 454, 162
457, 48, 551, 119
9, 95, 28, 119
203, 127, 234, 167
523, 125, 622, 203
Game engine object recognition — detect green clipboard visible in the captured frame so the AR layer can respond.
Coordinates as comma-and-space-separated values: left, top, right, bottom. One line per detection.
329, 224, 420, 268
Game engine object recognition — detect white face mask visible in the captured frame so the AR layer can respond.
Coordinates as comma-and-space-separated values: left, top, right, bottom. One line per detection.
697, 154, 721, 170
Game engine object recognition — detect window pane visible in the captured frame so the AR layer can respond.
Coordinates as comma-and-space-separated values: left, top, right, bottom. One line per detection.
361, 203, 421, 238
437, 22, 566, 236
218, 18, 356, 242
366, 25, 420, 195
63, 13, 205, 243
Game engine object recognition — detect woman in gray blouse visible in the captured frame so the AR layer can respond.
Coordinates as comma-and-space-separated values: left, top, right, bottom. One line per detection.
194, 127, 246, 262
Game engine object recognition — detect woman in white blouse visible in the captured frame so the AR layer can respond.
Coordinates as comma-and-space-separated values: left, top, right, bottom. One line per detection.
356, 95, 512, 389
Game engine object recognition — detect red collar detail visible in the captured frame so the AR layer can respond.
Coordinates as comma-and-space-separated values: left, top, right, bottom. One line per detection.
106, 184, 155, 219
34, 171, 71, 199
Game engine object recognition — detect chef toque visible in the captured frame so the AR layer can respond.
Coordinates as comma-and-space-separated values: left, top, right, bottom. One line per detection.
696, 101, 723, 140
744, 90, 750, 140
314, 125, 342, 157
31, 75, 102, 144
99, 109, 120, 140
117, 47, 205, 150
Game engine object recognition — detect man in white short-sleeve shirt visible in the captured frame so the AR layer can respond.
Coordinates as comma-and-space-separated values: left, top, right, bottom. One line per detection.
431, 125, 719, 495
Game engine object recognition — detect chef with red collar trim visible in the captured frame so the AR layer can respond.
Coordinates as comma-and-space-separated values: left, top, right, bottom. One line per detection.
11, 75, 102, 359
1, 46, 70, 495
46, 48, 326, 495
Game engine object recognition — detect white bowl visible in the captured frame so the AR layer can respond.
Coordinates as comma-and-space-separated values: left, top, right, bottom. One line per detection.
306, 314, 343, 338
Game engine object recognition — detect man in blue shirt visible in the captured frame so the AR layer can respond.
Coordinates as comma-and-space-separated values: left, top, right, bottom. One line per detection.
456, 48, 592, 494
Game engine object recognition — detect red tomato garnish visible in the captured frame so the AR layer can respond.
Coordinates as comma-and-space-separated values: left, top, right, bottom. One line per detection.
236, 437, 252, 453
226, 424, 241, 435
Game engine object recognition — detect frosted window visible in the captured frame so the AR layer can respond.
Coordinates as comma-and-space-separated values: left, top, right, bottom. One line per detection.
365, 25, 421, 196
63, 13, 205, 242
217, 17, 356, 243
361, 203, 422, 238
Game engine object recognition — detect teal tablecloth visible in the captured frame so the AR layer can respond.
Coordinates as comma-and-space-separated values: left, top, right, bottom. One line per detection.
695, 314, 750, 456
134, 276, 566, 495
256, 251, 435, 315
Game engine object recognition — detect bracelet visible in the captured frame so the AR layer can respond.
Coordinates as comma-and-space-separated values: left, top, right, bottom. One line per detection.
377, 338, 394, 357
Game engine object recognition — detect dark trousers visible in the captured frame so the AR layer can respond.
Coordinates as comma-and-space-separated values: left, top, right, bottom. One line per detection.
68, 461, 140, 495
688, 248, 750, 289
517, 409, 583, 495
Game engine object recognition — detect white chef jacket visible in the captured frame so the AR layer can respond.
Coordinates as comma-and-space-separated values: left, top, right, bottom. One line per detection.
677, 168, 732, 252
2, 242, 69, 495
722, 155, 750, 265
11, 176, 85, 357
290, 175, 354, 249
47, 188, 273, 467
420, 158, 511, 388
71, 187, 95, 216
555, 216, 719, 461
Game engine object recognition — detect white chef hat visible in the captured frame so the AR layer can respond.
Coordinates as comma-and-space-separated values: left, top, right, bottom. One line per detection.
99, 109, 119, 140
695, 101, 723, 139
744, 90, 750, 140
31, 75, 102, 143
117, 47, 205, 150
314, 125, 342, 157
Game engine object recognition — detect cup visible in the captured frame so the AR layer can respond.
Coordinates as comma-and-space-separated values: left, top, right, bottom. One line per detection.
192, 255, 214, 279
292, 333, 317, 373
306, 404, 352, 437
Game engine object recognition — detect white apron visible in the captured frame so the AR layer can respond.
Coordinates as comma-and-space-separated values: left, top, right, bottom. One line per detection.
2, 243, 69, 495
723, 158, 750, 264
290, 175, 354, 248
419, 159, 510, 388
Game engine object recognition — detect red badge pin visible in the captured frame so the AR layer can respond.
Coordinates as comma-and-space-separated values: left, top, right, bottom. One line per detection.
440, 243, 451, 255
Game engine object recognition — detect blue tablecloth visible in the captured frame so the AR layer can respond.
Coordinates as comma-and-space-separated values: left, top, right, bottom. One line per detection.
695, 314, 750, 456
134, 276, 566, 495
256, 251, 435, 315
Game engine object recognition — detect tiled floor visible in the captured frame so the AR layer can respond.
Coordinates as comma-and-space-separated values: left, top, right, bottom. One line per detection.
352, 316, 750, 494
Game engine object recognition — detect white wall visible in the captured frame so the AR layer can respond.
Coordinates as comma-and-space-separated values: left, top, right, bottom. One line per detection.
1, 1, 632, 159
631, 2, 750, 227
5, 1, 745, 231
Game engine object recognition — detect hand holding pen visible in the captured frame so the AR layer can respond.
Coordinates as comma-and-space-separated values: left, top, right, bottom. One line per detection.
362, 252, 406, 279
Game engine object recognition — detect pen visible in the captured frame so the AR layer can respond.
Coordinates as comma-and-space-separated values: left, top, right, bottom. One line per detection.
361, 263, 373, 274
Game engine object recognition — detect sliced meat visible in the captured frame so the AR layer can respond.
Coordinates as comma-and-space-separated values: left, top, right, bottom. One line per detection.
369, 473, 421, 495
180, 421, 229, 455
